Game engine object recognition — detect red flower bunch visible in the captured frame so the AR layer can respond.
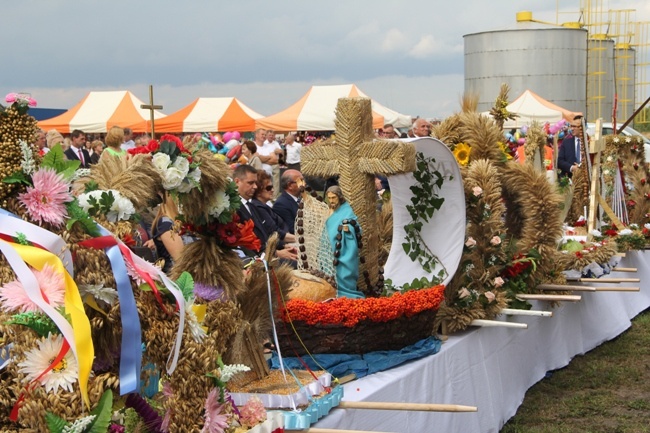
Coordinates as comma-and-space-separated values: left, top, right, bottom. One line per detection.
127, 134, 192, 161
627, 200, 637, 208
604, 229, 619, 237
502, 253, 532, 278
573, 219, 586, 227
128, 139, 160, 156
181, 213, 261, 252
281, 285, 445, 327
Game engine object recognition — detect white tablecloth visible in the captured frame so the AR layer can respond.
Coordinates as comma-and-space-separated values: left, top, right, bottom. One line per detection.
314, 251, 650, 433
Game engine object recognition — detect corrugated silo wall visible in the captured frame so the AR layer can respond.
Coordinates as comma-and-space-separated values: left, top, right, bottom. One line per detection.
464, 27, 587, 117
614, 47, 636, 124
587, 38, 615, 123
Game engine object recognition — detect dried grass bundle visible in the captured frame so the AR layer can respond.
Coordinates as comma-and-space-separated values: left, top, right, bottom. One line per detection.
176, 149, 231, 223
171, 237, 244, 301
84, 153, 163, 209
458, 112, 506, 166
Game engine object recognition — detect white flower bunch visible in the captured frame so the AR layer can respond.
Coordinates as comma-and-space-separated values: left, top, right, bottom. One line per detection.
152, 153, 201, 192
220, 363, 251, 382
78, 189, 136, 222
19, 140, 36, 175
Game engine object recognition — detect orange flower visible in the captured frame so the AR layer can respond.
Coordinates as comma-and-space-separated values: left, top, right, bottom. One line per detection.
281, 285, 445, 327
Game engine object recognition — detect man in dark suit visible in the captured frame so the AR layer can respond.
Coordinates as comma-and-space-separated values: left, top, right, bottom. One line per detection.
557, 121, 584, 178
273, 169, 303, 234
64, 129, 92, 169
233, 165, 297, 262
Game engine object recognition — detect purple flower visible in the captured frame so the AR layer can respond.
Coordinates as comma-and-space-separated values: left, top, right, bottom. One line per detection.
194, 282, 227, 302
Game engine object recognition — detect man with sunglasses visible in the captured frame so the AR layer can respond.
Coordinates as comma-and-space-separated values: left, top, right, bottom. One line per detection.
273, 169, 303, 234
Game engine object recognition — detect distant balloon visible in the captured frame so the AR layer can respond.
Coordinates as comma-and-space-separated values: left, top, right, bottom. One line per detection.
520, 125, 528, 135
232, 131, 241, 140
223, 132, 233, 143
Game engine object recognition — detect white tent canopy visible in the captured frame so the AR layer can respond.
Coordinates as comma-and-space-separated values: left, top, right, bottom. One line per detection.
483, 89, 583, 129
256, 84, 412, 131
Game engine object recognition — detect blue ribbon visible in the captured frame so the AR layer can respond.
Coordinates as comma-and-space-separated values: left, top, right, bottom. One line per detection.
98, 225, 142, 395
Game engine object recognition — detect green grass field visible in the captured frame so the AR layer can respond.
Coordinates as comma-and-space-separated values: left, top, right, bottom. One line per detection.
501, 309, 650, 433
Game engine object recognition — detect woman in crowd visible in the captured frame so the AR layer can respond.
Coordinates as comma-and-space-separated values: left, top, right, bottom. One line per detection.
250, 170, 295, 248
241, 140, 262, 170
101, 126, 127, 159
148, 192, 186, 275
89, 140, 104, 164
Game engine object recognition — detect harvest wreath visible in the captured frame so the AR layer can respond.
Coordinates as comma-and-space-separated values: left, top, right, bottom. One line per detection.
278, 285, 445, 355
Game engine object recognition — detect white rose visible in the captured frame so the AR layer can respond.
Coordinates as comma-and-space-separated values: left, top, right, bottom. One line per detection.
591, 229, 602, 237
484, 291, 496, 302
107, 193, 135, 222
152, 153, 171, 172
177, 167, 202, 193
163, 167, 184, 190
172, 156, 190, 177
619, 228, 633, 236
209, 190, 230, 217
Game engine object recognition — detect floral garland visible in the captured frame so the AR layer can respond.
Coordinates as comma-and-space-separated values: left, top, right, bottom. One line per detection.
281, 284, 445, 327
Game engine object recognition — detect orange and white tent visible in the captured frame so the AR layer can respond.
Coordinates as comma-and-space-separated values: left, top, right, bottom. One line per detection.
494, 90, 583, 128
131, 97, 263, 133
256, 84, 411, 131
38, 91, 165, 134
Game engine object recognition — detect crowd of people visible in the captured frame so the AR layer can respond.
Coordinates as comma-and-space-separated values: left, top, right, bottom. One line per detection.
31, 116, 444, 274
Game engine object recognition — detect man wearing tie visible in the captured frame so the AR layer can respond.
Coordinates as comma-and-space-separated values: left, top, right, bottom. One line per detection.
64, 129, 92, 169
557, 119, 584, 178
233, 165, 298, 262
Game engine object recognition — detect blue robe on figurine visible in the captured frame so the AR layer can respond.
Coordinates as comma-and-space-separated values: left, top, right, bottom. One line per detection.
325, 201, 365, 299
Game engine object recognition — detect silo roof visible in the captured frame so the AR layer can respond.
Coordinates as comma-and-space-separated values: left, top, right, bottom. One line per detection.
464, 20, 586, 38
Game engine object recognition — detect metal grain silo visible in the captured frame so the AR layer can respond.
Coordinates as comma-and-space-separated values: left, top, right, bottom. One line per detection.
464, 11, 587, 117
614, 43, 636, 123
587, 35, 615, 122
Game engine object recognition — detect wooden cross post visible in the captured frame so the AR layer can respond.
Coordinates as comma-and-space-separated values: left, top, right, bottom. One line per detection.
301, 97, 416, 294
588, 118, 625, 235
140, 84, 163, 138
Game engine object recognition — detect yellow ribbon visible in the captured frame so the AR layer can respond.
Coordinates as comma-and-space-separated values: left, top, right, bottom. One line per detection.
10, 243, 93, 409
192, 304, 208, 333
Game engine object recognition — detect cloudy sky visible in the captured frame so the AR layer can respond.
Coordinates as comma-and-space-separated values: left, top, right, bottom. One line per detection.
2, 0, 648, 120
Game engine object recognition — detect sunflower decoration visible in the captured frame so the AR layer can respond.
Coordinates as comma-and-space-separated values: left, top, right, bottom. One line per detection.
453, 142, 471, 167
497, 141, 513, 161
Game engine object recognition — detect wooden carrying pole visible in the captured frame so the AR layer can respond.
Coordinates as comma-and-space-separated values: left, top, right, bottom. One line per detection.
501, 308, 553, 317
285, 429, 397, 433
537, 284, 596, 292
612, 267, 637, 272
565, 277, 640, 283
516, 294, 582, 302
470, 319, 527, 329
336, 401, 478, 413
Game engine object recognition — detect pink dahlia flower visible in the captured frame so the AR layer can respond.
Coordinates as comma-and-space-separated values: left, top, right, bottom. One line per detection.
18, 168, 72, 227
0, 264, 66, 313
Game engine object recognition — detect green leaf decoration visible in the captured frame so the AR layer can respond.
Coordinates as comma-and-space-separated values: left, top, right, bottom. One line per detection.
2, 170, 30, 185
45, 411, 69, 433
66, 199, 101, 237
7, 312, 60, 337
15, 232, 30, 246
98, 191, 115, 212
84, 180, 99, 193
88, 389, 113, 433
176, 271, 195, 301
42, 144, 80, 178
